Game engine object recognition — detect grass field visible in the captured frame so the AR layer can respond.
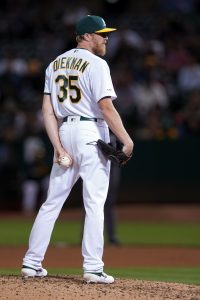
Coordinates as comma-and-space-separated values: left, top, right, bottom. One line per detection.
0, 219, 200, 246
0, 218, 200, 285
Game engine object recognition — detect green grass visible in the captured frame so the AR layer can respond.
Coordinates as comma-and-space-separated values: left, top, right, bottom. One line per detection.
117, 222, 200, 246
0, 220, 82, 245
0, 219, 200, 246
1, 267, 200, 285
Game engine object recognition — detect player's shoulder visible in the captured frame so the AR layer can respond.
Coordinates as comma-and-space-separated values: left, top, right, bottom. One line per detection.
73, 48, 106, 64
89, 51, 107, 65
91, 54, 109, 72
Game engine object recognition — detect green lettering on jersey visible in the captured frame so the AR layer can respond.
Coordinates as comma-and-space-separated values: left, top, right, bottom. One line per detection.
70, 58, 78, 69
53, 57, 90, 73
53, 59, 60, 71
60, 57, 66, 69
79, 61, 90, 73
66, 57, 73, 69
74, 59, 83, 70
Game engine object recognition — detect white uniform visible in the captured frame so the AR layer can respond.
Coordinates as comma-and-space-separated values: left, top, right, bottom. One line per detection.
23, 48, 117, 273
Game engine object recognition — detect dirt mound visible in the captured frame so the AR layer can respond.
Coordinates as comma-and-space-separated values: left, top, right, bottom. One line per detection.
1, 275, 200, 300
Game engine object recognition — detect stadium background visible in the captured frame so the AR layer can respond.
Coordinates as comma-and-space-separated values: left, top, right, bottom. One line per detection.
0, 0, 200, 210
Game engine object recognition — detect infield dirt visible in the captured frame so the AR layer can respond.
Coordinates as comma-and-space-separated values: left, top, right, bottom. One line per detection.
1, 275, 200, 300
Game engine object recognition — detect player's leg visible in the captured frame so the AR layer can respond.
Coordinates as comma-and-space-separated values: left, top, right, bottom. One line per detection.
22, 133, 79, 274
75, 121, 114, 282
81, 153, 109, 273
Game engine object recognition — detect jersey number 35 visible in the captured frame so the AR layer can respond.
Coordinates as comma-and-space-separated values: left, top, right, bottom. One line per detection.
55, 75, 81, 104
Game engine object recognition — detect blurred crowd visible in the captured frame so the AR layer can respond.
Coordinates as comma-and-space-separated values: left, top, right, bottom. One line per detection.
1, 0, 200, 208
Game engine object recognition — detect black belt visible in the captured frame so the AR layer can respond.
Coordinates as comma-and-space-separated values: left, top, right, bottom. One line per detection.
63, 116, 98, 122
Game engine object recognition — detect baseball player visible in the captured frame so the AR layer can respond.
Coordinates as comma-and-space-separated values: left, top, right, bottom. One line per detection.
21, 15, 133, 284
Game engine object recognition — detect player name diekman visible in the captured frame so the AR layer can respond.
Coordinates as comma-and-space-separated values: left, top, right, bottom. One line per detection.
53, 57, 90, 73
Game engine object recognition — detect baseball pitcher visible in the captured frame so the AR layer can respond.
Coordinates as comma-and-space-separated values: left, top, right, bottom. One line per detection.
21, 15, 134, 284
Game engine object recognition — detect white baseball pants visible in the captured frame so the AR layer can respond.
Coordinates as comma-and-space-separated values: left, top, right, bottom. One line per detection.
23, 116, 110, 273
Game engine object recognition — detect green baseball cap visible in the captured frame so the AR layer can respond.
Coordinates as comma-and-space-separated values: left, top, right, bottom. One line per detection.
76, 15, 117, 35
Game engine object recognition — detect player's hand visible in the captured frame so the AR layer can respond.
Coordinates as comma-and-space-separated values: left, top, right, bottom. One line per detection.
122, 140, 134, 157
54, 147, 69, 164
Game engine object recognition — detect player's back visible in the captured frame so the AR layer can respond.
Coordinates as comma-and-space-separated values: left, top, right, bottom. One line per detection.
47, 48, 107, 119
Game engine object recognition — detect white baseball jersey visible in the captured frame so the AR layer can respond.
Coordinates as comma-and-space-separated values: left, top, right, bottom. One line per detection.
44, 48, 117, 119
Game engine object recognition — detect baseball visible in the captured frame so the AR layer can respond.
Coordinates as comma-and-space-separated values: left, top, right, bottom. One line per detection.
59, 155, 72, 167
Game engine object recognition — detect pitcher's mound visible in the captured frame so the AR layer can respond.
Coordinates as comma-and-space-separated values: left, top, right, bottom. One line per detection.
1, 275, 199, 300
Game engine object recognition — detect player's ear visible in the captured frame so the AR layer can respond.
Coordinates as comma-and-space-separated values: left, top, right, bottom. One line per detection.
83, 33, 92, 41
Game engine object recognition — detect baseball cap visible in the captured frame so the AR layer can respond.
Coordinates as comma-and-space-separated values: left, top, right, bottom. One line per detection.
76, 15, 117, 35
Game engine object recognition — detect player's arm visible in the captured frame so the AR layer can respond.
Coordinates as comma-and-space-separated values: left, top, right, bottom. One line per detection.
98, 97, 134, 156
42, 94, 68, 160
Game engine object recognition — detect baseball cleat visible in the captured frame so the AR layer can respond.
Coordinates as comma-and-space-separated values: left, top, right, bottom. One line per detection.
83, 272, 114, 284
21, 265, 48, 278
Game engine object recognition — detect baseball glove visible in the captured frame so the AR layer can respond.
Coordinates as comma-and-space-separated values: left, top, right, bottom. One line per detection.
97, 139, 132, 166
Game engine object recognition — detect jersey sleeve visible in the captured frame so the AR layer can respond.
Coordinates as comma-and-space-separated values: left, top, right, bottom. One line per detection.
90, 59, 117, 102
43, 64, 51, 95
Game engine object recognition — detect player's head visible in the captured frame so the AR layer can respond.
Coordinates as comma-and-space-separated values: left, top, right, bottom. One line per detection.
75, 15, 117, 56
76, 15, 116, 36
